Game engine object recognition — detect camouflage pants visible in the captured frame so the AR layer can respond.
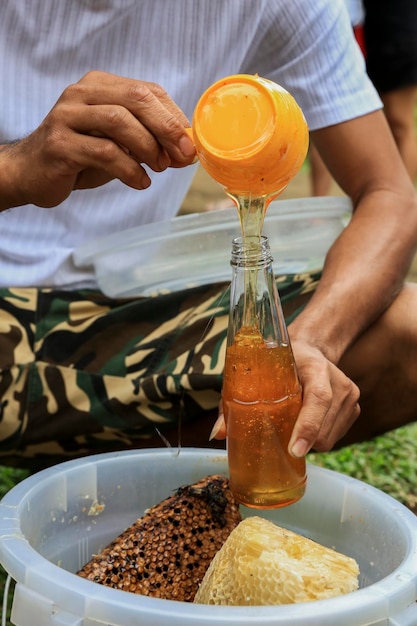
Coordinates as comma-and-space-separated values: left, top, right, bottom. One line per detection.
0, 273, 320, 468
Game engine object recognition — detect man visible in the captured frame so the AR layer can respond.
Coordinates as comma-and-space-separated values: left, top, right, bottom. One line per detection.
0, 0, 417, 467
364, 0, 417, 182
309, 0, 417, 194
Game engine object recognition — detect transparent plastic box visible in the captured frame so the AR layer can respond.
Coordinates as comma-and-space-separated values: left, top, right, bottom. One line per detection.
73, 196, 352, 297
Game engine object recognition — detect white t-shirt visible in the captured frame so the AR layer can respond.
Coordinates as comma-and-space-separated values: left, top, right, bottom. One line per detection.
0, 0, 381, 289
344, 0, 365, 27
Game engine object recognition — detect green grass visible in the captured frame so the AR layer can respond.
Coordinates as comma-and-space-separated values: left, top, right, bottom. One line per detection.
0, 424, 416, 624
0, 467, 29, 501
309, 422, 417, 510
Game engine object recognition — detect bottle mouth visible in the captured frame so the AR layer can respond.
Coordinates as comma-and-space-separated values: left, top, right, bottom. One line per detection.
230, 235, 273, 267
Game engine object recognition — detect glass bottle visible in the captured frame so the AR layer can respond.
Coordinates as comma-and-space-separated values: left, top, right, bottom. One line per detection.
222, 235, 306, 509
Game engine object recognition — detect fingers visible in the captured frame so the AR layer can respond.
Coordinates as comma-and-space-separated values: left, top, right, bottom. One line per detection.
288, 358, 361, 457
61, 71, 195, 169
56, 104, 169, 177
211, 348, 362, 460
30, 120, 153, 198
78, 71, 190, 126
15, 70, 197, 207
209, 414, 227, 441
210, 398, 227, 440
71, 134, 153, 190
210, 353, 361, 457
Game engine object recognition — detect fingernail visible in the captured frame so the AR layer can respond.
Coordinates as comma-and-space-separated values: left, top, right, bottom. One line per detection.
141, 173, 151, 189
179, 133, 196, 158
157, 149, 171, 171
209, 419, 222, 441
183, 128, 198, 162
290, 438, 310, 458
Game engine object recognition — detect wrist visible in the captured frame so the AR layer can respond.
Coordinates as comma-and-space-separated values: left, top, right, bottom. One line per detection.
0, 142, 30, 211
289, 314, 348, 366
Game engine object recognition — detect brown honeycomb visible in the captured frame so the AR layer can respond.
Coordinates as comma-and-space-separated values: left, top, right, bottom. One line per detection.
77, 474, 241, 602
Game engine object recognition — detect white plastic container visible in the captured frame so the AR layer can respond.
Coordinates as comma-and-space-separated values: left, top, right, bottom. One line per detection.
73, 196, 352, 297
1, 448, 416, 626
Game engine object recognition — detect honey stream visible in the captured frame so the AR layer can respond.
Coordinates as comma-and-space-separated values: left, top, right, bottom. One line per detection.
228, 192, 272, 327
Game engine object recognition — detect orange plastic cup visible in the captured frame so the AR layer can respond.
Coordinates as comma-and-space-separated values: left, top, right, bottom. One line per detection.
190, 74, 309, 197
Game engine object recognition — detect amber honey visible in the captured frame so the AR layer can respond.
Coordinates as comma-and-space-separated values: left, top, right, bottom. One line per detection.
222, 326, 306, 508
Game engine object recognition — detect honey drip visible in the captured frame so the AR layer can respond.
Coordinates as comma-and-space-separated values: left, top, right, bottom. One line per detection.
227, 192, 273, 327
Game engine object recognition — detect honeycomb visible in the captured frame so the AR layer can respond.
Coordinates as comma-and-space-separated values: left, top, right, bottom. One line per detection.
77, 474, 241, 602
194, 516, 359, 605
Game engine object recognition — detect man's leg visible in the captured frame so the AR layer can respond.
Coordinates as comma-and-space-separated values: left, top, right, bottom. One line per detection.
337, 281, 417, 446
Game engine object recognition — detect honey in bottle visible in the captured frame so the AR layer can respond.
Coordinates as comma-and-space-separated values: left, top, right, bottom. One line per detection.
222, 236, 306, 508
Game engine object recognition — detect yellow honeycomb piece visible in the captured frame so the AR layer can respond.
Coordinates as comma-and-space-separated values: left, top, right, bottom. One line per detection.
194, 516, 359, 605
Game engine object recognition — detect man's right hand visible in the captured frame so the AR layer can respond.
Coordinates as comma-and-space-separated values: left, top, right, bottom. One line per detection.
0, 70, 196, 210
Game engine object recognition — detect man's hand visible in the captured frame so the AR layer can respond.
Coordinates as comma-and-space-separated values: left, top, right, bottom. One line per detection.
286, 340, 361, 456
210, 341, 361, 457
0, 71, 196, 210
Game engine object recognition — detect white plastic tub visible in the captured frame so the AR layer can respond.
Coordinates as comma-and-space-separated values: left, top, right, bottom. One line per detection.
73, 196, 352, 297
1, 448, 416, 626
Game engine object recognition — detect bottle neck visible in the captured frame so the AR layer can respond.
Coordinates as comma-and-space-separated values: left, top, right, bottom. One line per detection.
227, 234, 289, 346
230, 235, 273, 268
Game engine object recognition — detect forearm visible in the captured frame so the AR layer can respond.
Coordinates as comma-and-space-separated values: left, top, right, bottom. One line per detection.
289, 186, 417, 364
